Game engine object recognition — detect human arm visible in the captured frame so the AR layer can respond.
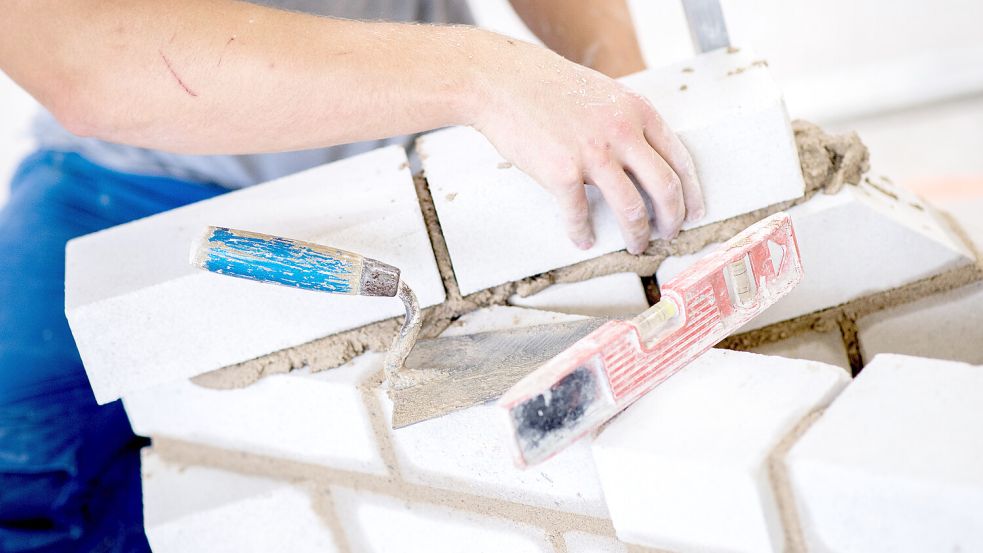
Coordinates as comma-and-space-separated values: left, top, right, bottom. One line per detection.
508, 0, 647, 78
0, 0, 483, 154
1, 0, 703, 253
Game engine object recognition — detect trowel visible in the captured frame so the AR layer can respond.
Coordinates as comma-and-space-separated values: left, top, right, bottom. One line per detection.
387, 212, 802, 433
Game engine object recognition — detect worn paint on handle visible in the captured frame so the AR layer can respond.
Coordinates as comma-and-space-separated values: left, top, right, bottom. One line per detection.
190, 227, 399, 296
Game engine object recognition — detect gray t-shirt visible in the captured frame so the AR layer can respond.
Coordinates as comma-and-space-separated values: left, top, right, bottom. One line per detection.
33, 0, 472, 188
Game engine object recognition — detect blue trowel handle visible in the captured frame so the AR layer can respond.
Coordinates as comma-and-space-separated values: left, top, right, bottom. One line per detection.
189, 226, 401, 297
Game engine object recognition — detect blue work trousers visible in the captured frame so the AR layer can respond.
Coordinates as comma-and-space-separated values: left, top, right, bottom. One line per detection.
0, 151, 226, 552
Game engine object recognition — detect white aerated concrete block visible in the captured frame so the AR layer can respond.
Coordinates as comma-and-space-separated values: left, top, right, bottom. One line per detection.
750, 331, 851, 371
443, 305, 590, 335
379, 305, 610, 518
508, 272, 649, 318
142, 451, 339, 553
658, 177, 975, 331
564, 532, 628, 553
858, 282, 983, 365
331, 487, 553, 553
124, 352, 386, 474
420, 48, 804, 295
857, 199, 983, 364
66, 146, 445, 404
785, 354, 983, 553
592, 349, 849, 553
942, 197, 983, 252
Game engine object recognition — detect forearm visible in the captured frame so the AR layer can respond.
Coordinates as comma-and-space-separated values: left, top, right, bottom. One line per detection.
1, 0, 494, 154
2, 0, 702, 253
508, 0, 646, 78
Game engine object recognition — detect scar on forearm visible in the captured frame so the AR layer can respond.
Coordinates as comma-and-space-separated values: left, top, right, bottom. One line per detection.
217, 36, 236, 67
159, 50, 198, 97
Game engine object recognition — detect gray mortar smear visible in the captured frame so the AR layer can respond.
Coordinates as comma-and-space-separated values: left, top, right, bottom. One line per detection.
192, 120, 872, 391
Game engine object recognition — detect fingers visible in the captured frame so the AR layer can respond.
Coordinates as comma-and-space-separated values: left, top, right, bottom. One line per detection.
588, 163, 651, 255
641, 104, 706, 224
623, 144, 685, 239
553, 179, 595, 250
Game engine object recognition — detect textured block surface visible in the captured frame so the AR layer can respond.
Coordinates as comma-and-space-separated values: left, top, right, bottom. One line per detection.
508, 272, 649, 318
658, 178, 974, 330
419, 48, 804, 295
858, 281, 983, 364
66, 146, 444, 403
750, 331, 850, 371
786, 354, 983, 553
564, 532, 628, 553
142, 451, 339, 553
331, 487, 553, 553
124, 352, 386, 474
592, 349, 849, 553
943, 197, 983, 251
379, 305, 610, 518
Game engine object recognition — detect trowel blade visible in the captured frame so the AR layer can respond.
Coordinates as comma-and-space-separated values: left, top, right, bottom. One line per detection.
389, 317, 607, 428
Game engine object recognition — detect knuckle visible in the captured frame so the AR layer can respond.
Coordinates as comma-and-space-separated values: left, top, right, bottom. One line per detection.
641, 106, 665, 133
550, 162, 582, 189
583, 142, 613, 169
627, 91, 654, 112
623, 200, 649, 225
610, 118, 635, 140
663, 171, 683, 197
661, 191, 684, 222
648, 162, 682, 198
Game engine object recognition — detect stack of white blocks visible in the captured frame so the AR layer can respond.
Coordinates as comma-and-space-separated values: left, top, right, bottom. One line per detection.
139, 273, 652, 552
786, 354, 983, 553
857, 201, 983, 364
139, 259, 983, 552
70, 47, 806, 406
125, 352, 389, 475
593, 349, 849, 552
57, 48, 983, 552
67, 146, 446, 404
331, 488, 554, 553
142, 334, 983, 552
143, 453, 340, 552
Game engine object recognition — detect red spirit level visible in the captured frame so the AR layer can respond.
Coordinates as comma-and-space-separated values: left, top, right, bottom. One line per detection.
497, 212, 804, 467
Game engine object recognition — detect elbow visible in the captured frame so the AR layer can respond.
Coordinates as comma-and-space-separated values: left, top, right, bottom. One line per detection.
49, 95, 102, 139
45, 78, 110, 139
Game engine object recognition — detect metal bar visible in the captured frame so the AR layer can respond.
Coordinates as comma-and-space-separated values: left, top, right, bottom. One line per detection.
680, 0, 731, 53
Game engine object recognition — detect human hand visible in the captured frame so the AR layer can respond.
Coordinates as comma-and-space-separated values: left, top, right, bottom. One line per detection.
470, 38, 705, 254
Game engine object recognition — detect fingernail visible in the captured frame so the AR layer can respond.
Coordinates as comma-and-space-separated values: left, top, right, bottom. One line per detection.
576, 239, 594, 250
628, 240, 647, 255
